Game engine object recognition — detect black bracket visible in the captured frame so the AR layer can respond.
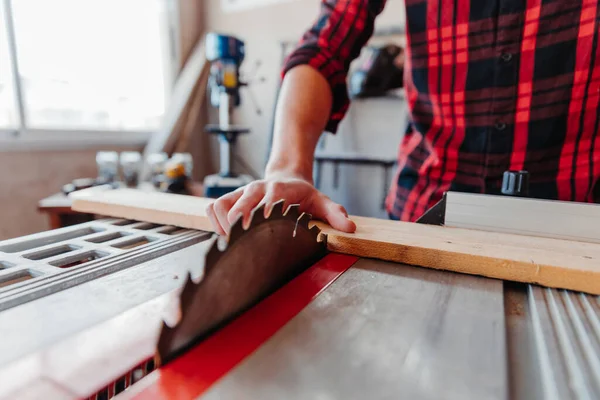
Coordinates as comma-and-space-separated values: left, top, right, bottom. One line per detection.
415, 193, 447, 225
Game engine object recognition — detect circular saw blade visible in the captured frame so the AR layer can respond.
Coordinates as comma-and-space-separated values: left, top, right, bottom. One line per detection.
156, 200, 327, 364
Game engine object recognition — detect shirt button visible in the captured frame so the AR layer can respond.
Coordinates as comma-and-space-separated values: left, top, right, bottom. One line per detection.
501, 52, 512, 62
495, 121, 507, 131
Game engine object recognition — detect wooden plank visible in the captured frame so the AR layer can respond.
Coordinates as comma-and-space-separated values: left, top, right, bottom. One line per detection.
70, 188, 600, 294
316, 216, 600, 295
70, 187, 214, 231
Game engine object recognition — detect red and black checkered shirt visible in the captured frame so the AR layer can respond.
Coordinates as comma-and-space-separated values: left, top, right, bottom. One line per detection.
282, 0, 600, 221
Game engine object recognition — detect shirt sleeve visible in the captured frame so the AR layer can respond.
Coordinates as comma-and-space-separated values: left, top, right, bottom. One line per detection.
281, 0, 386, 133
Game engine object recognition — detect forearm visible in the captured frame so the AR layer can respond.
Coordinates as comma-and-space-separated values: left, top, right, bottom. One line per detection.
265, 65, 332, 183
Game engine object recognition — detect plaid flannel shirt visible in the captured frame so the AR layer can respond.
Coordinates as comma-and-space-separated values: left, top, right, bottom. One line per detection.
282, 0, 600, 221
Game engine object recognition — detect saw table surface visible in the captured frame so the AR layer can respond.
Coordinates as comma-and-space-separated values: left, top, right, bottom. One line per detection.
201, 257, 507, 400
1, 219, 599, 399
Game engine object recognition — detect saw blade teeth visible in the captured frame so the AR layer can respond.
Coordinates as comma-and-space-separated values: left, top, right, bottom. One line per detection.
229, 211, 244, 228
178, 271, 198, 309
159, 320, 175, 335
156, 321, 178, 364
249, 203, 267, 225
228, 218, 246, 243
284, 203, 300, 220
269, 200, 285, 217
309, 224, 323, 238
184, 269, 193, 284
228, 210, 247, 242
297, 212, 311, 228
156, 192, 330, 362
204, 237, 225, 270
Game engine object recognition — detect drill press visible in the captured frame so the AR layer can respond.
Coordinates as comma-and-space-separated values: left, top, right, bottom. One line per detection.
203, 32, 254, 198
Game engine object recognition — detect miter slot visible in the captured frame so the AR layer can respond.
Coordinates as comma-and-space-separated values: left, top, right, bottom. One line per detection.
130, 222, 161, 230
50, 251, 109, 268
111, 236, 158, 250
156, 226, 178, 234
157, 226, 188, 235
112, 219, 137, 226
0, 262, 14, 270
84, 231, 132, 244
22, 244, 81, 261
0, 226, 105, 253
0, 230, 209, 312
0, 270, 41, 289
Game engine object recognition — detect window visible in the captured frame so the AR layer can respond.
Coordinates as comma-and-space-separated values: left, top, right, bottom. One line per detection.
0, 1, 18, 128
1, 0, 177, 133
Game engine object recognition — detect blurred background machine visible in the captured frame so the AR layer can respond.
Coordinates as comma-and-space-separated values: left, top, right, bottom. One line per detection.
348, 43, 405, 99
202, 32, 254, 198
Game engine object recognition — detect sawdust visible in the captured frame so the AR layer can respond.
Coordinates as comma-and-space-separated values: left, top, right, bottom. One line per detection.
506, 297, 525, 317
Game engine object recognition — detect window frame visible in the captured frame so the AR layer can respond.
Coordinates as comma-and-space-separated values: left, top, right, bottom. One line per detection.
0, 0, 180, 151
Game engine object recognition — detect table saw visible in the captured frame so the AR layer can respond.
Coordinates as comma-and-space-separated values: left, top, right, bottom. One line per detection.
0, 191, 599, 400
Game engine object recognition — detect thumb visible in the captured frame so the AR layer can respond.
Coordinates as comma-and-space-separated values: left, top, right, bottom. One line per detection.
313, 196, 356, 233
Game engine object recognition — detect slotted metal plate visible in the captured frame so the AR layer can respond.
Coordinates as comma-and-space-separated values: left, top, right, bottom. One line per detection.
506, 282, 600, 399
0, 218, 210, 310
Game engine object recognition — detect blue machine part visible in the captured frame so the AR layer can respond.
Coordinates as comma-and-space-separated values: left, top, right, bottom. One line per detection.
206, 32, 245, 64
204, 185, 239, 198
206, 32, 245, 106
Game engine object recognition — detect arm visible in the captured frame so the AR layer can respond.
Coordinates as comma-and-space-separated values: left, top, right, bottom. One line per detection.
206, 0, 386, 235
207, 64, 355, 236
265, 64, 332, 183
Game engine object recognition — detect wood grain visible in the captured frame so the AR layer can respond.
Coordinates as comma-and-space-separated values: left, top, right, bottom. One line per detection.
70, 187, 215, 231
316, 217, 600, 295
70, 188, 600, 294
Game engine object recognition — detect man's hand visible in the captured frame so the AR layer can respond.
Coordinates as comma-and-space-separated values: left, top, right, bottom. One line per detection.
205, 173, 356, 236
205, 65, 357, 235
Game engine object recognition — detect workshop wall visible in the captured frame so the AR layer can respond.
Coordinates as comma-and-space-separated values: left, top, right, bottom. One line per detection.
203, 0, 409, 218
0, 147, 138, 240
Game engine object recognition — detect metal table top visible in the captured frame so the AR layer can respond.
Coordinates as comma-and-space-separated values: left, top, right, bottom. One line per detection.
1, 220, 599, 399
202, 258, 600, 400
